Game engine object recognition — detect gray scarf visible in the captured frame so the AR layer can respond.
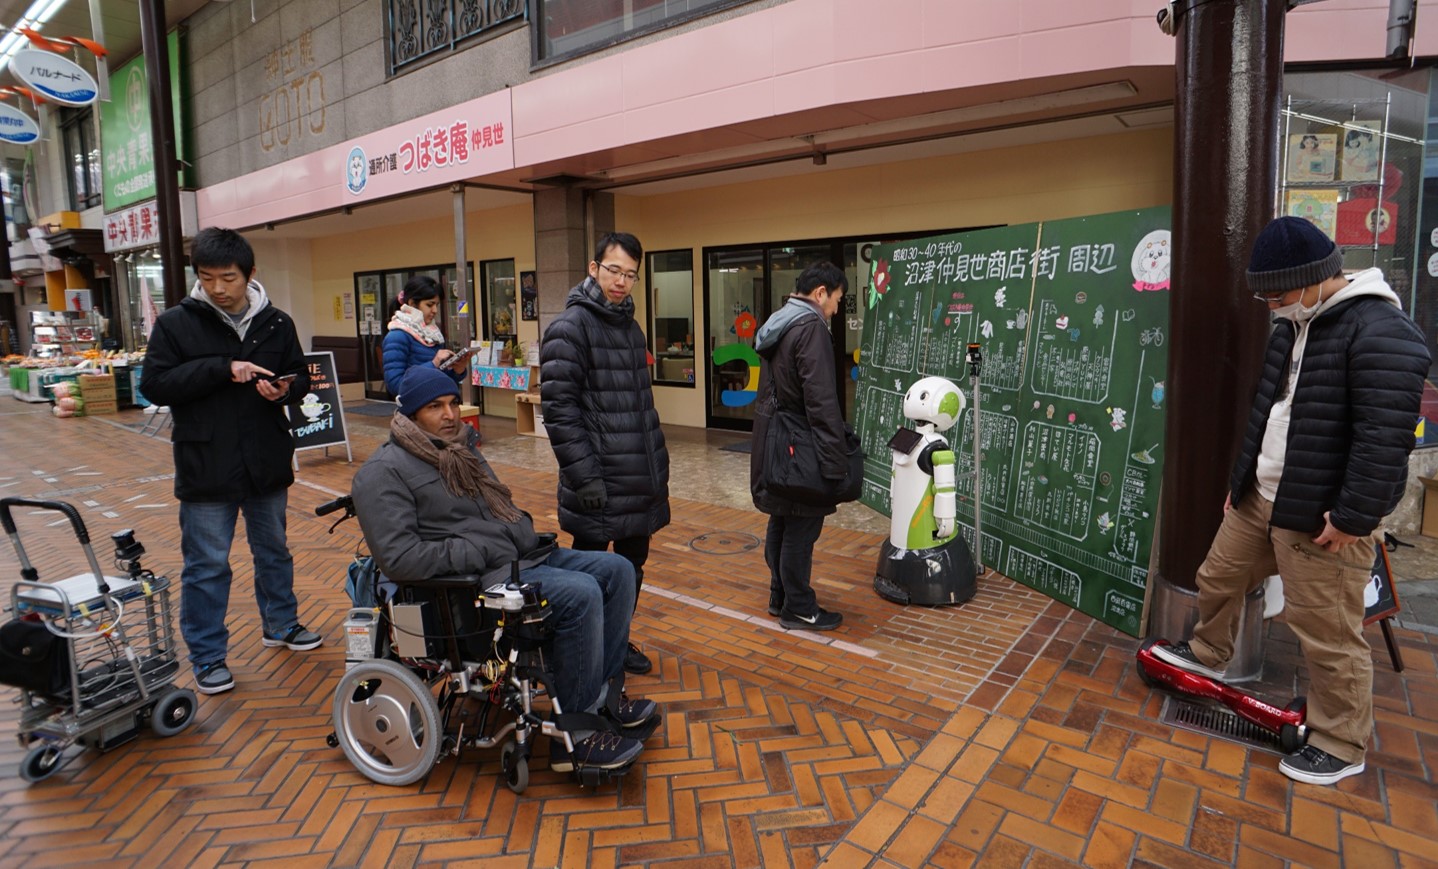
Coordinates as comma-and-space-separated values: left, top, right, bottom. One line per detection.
389, 412, 524, 523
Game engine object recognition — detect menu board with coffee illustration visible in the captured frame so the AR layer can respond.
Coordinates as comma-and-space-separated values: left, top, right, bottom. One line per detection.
289, 351, 352, 461
855, 207, 1171, 636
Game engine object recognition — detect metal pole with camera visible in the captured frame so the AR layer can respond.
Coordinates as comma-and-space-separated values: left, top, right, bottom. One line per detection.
966, 343, 984, 574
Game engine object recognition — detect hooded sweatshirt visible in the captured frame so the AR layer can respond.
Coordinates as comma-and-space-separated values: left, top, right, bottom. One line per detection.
1254, 268, 1397, 500
755, 297, 826, 356
190, 279, 270, 340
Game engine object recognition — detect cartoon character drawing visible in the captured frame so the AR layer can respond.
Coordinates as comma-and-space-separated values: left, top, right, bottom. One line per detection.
345, 146, 368, 196
1109, 407, 1127, 432
1130, 229, 1172, 291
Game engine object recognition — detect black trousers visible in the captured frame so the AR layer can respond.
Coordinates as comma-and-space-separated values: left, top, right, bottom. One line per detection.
764, 514, 825, 616
571, 535, 650, 612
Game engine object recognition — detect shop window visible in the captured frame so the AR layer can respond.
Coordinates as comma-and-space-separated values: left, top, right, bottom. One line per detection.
482, 258, 517, 345
648, 249, 694, 386
387, 0, 526, 76
59, 107, 102, 211
536, 0, 750, 64
1283, 68, 1434, 445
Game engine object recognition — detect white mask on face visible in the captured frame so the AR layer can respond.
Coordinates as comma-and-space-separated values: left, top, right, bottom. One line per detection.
1272, 290, 1322, 322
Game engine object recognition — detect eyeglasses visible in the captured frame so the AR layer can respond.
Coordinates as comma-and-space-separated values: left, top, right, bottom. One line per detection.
597, 262, 640, 283
1252, 290, 1290, 303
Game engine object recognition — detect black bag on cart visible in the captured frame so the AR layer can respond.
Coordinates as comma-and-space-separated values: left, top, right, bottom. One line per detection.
0, 618, 69, 695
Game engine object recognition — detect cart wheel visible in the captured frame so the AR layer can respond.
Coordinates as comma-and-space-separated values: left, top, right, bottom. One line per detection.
1136, 638, 1161, 689
332, 658, 441, 786
501, 740, 529, 794
1280, 696, 1307, 754
150, 689, 198, 737
20, 744, 65, 783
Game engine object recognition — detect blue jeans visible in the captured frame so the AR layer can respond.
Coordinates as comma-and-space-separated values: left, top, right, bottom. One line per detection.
178, 490, 299, 670
520, 548, 635, 715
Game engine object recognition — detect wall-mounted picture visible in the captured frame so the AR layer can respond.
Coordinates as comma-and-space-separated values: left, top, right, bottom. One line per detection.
1285, 133, 1336, 182
1340, 120, 1382, 182
520, 271, 538, 321
1284, 188, 1339, 240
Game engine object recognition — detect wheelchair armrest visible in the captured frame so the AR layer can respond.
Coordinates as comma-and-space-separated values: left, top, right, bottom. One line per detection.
395, 573, 484, 590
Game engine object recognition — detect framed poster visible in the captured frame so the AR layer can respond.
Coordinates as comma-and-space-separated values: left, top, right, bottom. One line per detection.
1340, 121, 1382, 182
1285, 133, 1336, 182
1284, 188, 1339, 240
520, 271, 538, 321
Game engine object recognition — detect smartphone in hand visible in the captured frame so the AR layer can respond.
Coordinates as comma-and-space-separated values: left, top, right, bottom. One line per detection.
441, 345, 481, 371
268, 373, 298, 386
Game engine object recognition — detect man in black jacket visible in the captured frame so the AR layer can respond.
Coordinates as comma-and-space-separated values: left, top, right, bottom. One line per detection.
541, 232, 671, 675
1155, 217, 1429, 786
749, 261, 849, 631
141, 228, 321, 695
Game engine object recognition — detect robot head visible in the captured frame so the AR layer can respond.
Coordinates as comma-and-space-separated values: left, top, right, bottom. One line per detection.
903, 376, 965, 432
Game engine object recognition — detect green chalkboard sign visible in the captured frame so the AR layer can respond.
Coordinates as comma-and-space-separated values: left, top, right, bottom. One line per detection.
856, 207, 1172, 636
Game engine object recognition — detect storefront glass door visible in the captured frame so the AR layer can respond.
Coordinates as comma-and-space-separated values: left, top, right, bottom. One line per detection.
356, 263, 472, 400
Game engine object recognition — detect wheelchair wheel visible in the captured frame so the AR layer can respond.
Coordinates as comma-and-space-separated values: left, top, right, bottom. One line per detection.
332, 659, 442, 786
501, 739, 529, 794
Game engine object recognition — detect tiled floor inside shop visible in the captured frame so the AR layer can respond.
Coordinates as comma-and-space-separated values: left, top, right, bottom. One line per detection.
0, 399, 1434, 868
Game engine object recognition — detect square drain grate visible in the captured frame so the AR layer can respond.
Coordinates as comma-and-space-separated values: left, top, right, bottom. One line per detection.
1159, 696, 1284, 754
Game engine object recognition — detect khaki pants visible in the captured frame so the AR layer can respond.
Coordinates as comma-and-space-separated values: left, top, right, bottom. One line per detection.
1189, 491, 1375, 763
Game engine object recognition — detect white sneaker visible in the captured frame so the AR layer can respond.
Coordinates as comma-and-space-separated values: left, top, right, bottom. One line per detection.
1263, 575, 1284, 619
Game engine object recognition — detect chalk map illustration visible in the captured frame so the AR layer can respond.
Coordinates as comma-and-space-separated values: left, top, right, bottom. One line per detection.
854, 208, 1172, 636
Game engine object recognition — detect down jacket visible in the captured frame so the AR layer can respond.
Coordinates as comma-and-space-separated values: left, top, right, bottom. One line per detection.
351, 428, 540, 584
140, 281, 310, 502
1230, 269, 1430, 536
540, 278, 671, 542
749, 297, 847, 517
382, 327, 461, 397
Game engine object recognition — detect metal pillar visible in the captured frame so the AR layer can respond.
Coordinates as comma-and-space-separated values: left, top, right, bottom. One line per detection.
452, 184, 475, 406
1150, 0, 1285, 674
137, 0, 186, 308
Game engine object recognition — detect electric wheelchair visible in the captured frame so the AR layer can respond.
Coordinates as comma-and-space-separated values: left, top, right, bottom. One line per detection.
317, 495, 658, 790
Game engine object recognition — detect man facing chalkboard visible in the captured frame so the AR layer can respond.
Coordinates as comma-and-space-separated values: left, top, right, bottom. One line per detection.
1153, 217, 1429, 786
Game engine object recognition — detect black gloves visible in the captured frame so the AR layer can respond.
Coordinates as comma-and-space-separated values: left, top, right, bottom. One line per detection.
576, 479, 607, 512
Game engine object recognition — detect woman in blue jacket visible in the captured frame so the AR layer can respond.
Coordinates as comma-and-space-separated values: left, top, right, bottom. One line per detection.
382, 275, 463, 397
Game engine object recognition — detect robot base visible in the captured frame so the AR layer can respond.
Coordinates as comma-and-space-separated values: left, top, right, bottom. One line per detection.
873, 535, 977, 606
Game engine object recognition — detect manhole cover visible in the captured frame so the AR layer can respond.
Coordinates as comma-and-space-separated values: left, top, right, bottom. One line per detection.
690, 532, 761, 555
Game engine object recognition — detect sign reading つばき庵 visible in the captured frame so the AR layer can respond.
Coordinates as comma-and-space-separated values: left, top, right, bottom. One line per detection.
855, 207, 1172, 637
341, 89, 513, 203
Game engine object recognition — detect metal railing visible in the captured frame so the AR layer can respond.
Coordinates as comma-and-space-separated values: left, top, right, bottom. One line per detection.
387, 0, 527, 76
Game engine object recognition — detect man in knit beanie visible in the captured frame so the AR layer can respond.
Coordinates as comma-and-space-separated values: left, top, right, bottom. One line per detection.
1155, 216, 1429, 786
350, 365, 663, 777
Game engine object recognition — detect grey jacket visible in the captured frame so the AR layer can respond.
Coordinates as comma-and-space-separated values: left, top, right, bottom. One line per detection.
351, 428, 540, 584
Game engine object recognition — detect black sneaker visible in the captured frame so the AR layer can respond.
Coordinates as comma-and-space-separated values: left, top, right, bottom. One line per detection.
549, 731, 644, 773
262, 625, 323, 651
608, 694, 661, 730
1151, 641, 1227, 681
195, 661, 234, 695
1280, 744, 1365, 786
624, 642, 652, 675
768, 590, 784, 617
779, 607, 843, 631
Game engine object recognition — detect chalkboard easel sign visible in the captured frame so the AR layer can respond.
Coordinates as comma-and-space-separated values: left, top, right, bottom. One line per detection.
1365, 542, 1404, 672
288, 351, 353, 463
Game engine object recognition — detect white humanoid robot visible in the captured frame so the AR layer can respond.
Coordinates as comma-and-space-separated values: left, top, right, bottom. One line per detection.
873, 376, 978, 606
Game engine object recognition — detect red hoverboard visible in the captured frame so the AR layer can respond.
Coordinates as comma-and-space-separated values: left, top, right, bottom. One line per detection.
1136, 638, 1308, 753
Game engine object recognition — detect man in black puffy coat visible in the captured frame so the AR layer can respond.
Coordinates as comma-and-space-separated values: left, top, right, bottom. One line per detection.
541, 232, 671, 675
140, 228, 320, 697
1155, 217, 1430, 787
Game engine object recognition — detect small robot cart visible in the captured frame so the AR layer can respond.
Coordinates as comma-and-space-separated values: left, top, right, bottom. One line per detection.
0, 498, 196, 782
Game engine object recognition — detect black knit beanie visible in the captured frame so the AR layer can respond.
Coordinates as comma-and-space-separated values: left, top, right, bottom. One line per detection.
1246, 216, 1344, 296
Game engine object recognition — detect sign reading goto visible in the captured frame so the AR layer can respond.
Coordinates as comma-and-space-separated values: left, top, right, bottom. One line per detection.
855, 207, 1172, 637
288, 352, 352, 463
9, 49, 98, 106
0, 102, 39, 144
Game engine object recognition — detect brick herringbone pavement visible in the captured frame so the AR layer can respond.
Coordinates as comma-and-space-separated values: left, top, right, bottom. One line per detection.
0, 404, 1435, 867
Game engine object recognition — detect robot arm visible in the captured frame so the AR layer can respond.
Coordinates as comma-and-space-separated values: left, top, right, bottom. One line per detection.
932, 450, 956, 539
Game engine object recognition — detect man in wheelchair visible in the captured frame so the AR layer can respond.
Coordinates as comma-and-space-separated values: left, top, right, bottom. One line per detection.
351, 366, 661, 773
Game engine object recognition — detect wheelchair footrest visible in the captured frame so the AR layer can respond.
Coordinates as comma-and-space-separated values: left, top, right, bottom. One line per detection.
574, 759, 636, 788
